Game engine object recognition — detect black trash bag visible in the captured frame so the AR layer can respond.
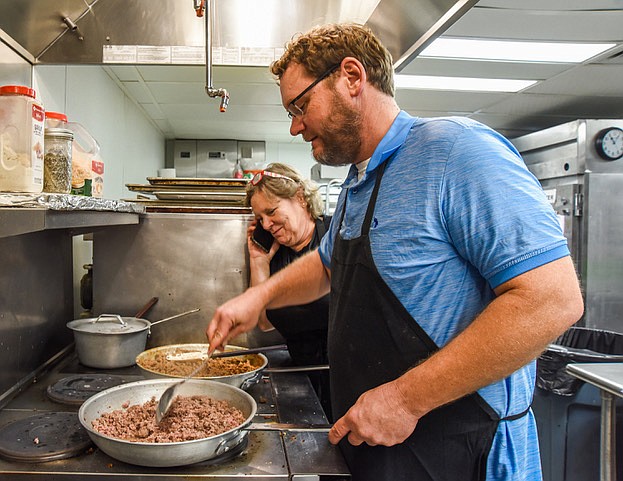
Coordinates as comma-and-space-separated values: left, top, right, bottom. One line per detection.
536, 327, 623, 396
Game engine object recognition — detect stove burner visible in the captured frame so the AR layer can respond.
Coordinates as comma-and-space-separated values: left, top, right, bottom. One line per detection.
47, 374, 128, 405
0, 412, 92, 463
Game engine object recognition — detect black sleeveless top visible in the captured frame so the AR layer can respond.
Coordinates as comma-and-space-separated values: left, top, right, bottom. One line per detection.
265, 216, 331, 366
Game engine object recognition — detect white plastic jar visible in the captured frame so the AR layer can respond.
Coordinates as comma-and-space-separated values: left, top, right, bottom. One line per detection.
0, 85, 45, 193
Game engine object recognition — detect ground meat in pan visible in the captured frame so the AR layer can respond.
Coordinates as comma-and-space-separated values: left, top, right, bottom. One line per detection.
138, 350, 261, 377
91, 395, 246, 443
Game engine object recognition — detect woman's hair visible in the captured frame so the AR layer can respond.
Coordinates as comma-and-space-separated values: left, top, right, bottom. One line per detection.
270, 23, 394, 97
245, 163, 324, 220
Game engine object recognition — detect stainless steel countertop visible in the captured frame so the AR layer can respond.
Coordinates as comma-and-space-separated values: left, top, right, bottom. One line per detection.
566, 363, 623, 398
0, 350, 349, 479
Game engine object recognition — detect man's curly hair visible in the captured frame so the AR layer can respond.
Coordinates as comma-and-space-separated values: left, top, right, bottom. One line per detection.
270, 23, 395, 97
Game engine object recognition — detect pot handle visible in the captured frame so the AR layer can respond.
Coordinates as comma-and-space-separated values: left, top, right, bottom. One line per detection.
93, 314, 126, 326
149, 308, 201, 327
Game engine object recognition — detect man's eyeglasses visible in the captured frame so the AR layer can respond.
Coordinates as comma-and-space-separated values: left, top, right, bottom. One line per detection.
286, 63, 341, 120
251, 170, 296, 186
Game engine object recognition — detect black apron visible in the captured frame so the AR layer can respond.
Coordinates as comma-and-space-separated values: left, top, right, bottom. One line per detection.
266, 217, 332, 419
328, 160, 527, 481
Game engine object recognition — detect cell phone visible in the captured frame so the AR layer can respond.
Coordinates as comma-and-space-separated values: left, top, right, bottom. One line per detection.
252, 223, 274, 253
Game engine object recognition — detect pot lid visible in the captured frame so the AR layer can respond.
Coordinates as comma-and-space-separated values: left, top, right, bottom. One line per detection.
67, 314, 150, 334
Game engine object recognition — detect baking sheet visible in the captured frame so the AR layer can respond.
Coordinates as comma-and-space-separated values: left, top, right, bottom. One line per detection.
153, 191, 246, 202
144, 205, 251, 214
147, 177, 249, 188
127, 182, 248, 195
122, 199, 252, 214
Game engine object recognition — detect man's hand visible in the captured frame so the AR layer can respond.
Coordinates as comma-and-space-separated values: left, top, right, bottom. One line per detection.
206, 288, 265, 352
328, 380, 421, 446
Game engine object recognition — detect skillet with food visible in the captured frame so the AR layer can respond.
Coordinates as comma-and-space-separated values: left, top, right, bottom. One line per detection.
78, 379, 256, 467
135, 344, 268, 390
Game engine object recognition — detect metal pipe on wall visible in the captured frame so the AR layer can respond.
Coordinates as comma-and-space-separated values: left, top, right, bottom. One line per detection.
195, 0, 229, 112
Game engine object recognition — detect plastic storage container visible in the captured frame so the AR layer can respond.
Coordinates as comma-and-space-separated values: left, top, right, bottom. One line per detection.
91, 155, 104, 198
43, 128, 73, 193
0, 85, 45, 193
44, 111, 68, 129
241, 157, 264, 180
533, 327, 623, 481
45, 111, 100, 195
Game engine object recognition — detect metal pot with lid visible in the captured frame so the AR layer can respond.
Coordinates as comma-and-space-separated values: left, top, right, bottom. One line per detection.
67, 309, 199, 369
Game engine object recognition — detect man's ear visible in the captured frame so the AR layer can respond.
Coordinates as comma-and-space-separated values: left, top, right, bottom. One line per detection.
341, 57, 366, 96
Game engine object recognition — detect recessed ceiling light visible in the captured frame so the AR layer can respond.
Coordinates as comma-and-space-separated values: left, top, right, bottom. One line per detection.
395, 74, 537, 92
420, 38, 616, 63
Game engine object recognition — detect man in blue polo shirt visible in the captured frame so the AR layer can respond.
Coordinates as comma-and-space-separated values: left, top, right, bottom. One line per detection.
207, 23, 583, 481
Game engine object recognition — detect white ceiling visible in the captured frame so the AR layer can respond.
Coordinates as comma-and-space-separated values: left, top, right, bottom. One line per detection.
105, 0, 623, 142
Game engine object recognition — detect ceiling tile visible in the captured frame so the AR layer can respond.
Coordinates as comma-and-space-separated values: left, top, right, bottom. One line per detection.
121, 81, 154, 104
526, 64, 623, 97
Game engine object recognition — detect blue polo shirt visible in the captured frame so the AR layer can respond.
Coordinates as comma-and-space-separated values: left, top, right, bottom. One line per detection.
319, 111, 569, 481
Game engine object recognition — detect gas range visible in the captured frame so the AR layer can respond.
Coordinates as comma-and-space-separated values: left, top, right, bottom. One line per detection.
0, 351, 349, 480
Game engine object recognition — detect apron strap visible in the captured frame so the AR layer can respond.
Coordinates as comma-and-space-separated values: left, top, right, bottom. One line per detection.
500, 403, 532, 422
361, 160, 387, 236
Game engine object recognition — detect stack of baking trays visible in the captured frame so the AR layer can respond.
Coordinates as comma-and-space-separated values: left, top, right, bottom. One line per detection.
125, 177, 251, 213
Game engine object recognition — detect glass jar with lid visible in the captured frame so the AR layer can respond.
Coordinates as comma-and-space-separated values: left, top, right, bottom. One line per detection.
43, 128, 73, 194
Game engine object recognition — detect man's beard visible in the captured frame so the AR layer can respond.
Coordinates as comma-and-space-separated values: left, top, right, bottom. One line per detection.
312, 92, 363, 167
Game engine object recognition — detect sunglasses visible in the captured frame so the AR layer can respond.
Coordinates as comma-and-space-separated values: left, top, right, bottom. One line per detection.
251, 170, 296, 186
286, 63, 341, 119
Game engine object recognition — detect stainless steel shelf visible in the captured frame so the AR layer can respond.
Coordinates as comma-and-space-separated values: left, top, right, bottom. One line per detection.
0, 207, 139, 238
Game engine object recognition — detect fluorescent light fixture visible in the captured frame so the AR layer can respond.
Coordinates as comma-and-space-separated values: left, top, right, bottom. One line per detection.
395, 74, 537, 92
420, 38, 616, 63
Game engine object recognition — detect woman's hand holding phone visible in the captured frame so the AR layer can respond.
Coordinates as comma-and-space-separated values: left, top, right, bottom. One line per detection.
252, 222, 275, 253
248, 222, 277, 260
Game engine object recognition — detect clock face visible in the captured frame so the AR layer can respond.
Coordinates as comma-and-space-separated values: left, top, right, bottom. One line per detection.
596, 127, 623, 160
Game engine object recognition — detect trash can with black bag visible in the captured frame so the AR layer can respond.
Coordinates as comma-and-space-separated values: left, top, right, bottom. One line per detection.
533, 326, 623, 481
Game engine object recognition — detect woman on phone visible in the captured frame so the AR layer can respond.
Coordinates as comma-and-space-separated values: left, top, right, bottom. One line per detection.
246, 163, 333, 419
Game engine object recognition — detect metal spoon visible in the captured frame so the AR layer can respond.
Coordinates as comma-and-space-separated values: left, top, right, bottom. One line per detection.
155, 351, 211, 423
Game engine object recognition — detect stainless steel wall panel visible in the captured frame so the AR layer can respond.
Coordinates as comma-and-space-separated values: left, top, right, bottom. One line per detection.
172, 140, 197, 177
173, 139, 265, 178
583, 173, 623, 331
0, 230, 73, 406
238, 141, 265, 166
92, 213, 283, 348
197, 139, 237, 177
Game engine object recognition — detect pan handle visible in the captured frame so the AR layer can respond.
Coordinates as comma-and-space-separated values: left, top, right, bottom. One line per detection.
215, 431, 247, 456
265, 364, 330, 373
149, 308, 201, 327
239, 369, 264, 391
247, 422, 332, 432
134, 297, 159, 318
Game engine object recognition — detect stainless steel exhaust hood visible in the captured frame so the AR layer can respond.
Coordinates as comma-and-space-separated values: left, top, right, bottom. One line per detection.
0, 0, 476, 69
